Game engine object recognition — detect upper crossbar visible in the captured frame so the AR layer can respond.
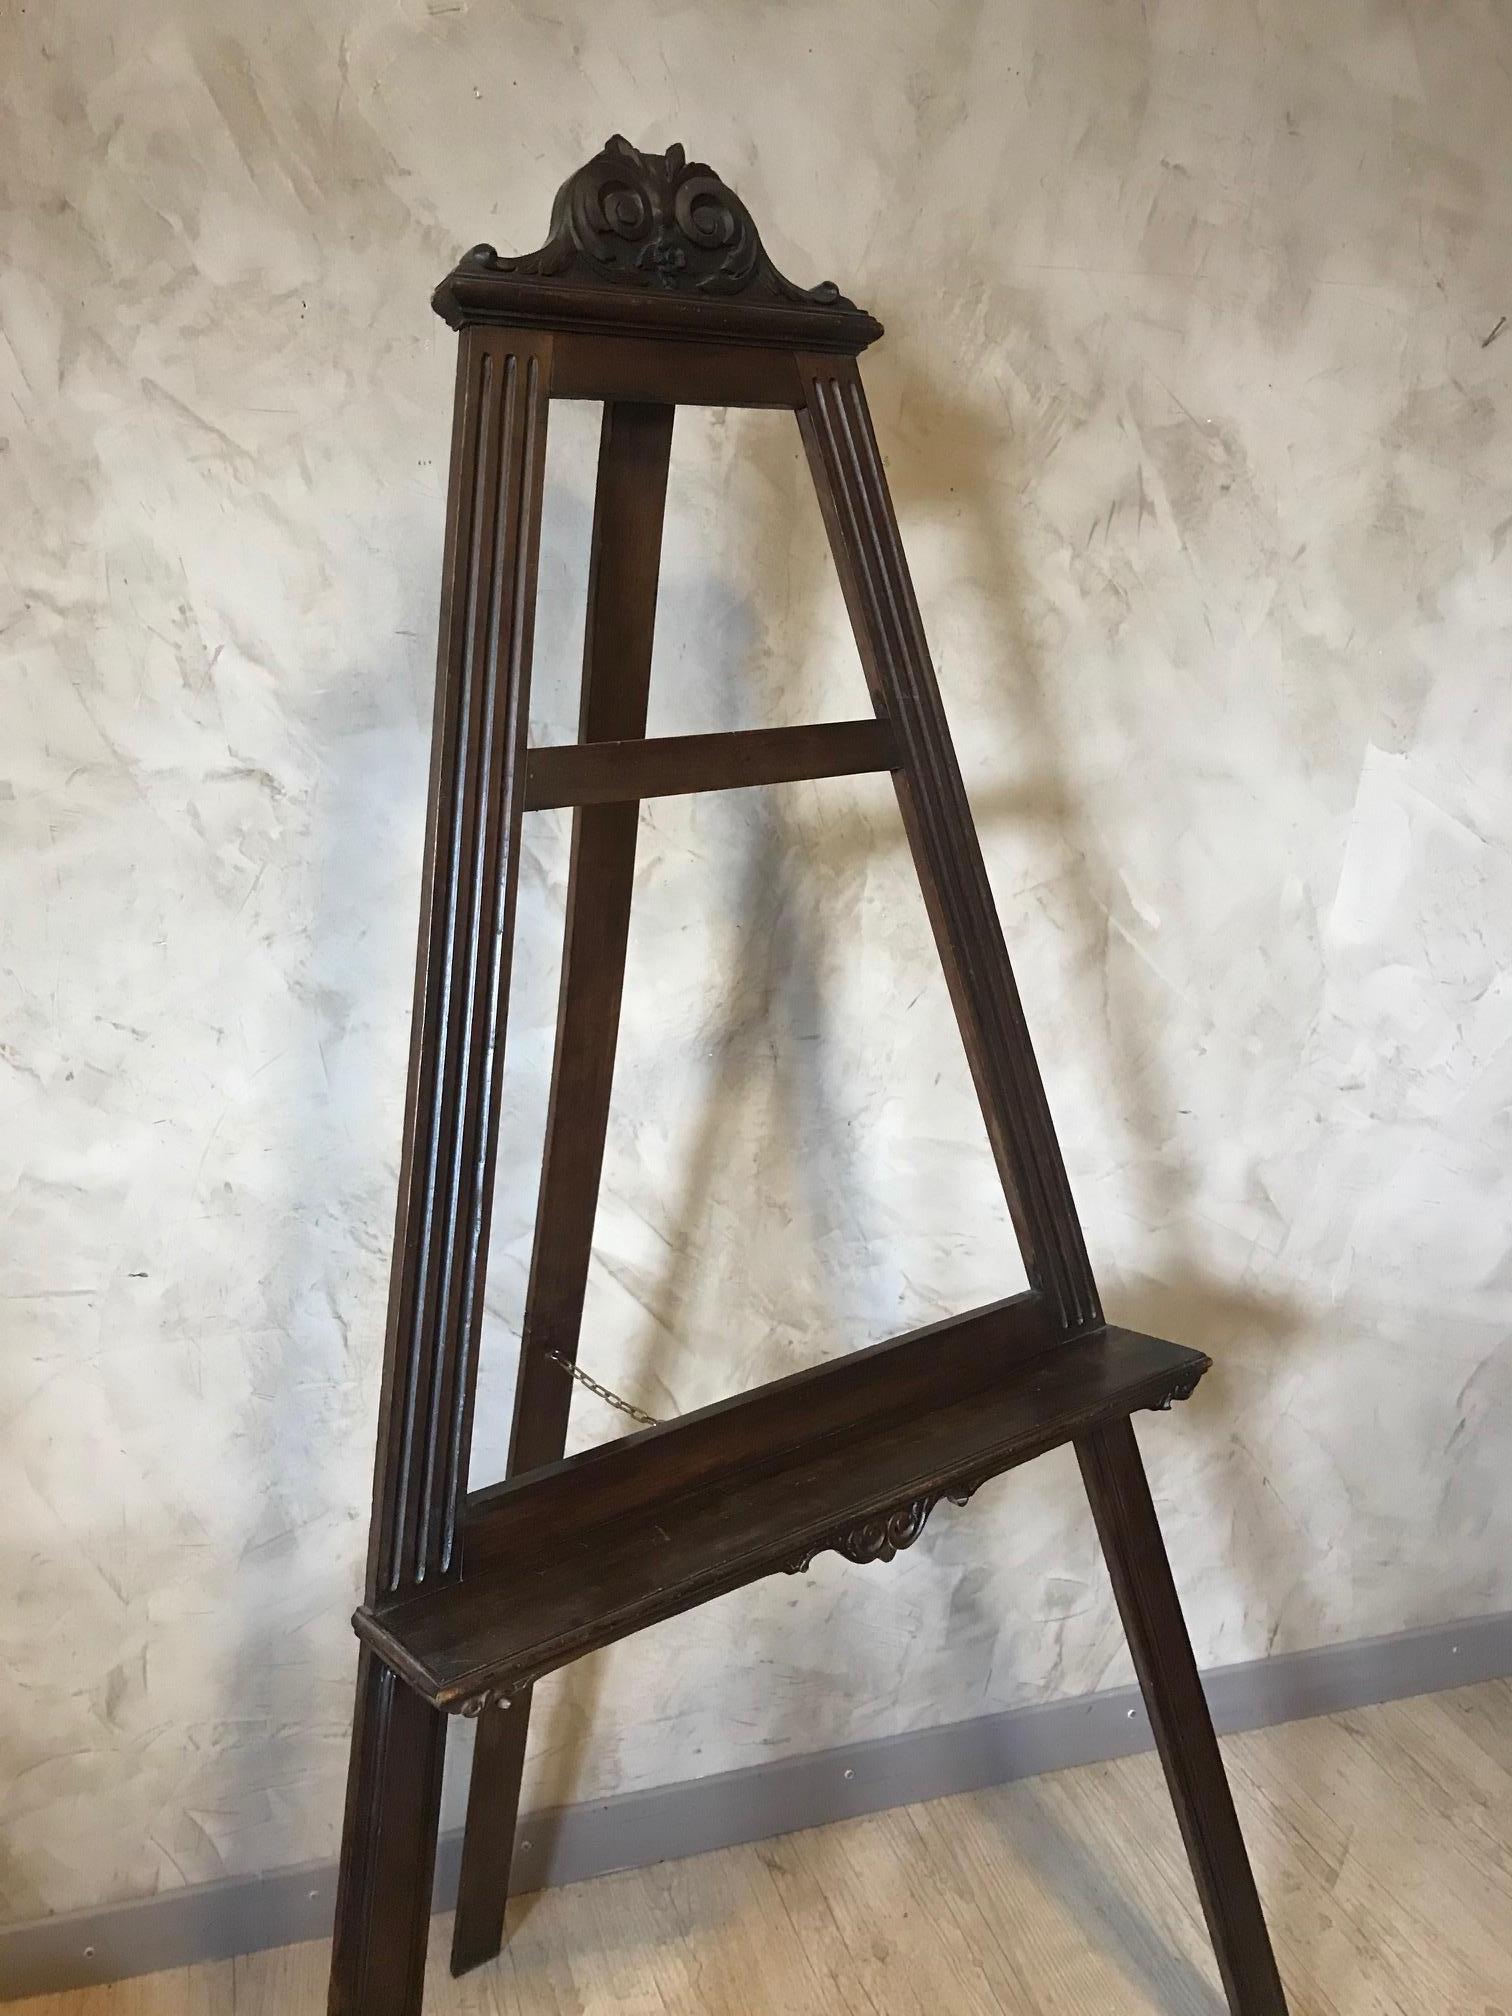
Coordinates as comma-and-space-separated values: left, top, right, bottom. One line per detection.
548, 333, 805, 408
524, 718, 898, 810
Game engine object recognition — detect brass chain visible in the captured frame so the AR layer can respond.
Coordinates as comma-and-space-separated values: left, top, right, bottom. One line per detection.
544, 1348, 662, 1429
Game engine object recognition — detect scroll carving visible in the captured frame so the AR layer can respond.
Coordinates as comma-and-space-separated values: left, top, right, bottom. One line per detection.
782, 1354, 1205, 1575
784, 1483, 981, 1576
432, 135, 882, 349
1148, 1368, 1204, 1411
462, 135, 856, 310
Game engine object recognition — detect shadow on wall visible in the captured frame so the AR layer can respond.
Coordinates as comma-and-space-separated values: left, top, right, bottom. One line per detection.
218, 547, 439, 1909
867, 347, 1315, 1639
515, 362, 1320, 1972
305, 362, 1314, 1973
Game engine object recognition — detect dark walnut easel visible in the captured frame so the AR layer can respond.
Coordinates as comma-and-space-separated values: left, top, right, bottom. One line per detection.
330, 136, 1290, 2016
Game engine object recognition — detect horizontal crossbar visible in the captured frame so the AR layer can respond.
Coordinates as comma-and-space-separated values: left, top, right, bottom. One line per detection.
524, 719, 898, 811
548, 332, 805, 407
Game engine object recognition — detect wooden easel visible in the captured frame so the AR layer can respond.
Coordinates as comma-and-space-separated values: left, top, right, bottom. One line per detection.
330, 137, 1290, 2016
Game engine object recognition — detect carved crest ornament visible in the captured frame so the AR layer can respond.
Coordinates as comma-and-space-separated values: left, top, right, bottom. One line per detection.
473, 133, 853, 302
432, 135, 883, 350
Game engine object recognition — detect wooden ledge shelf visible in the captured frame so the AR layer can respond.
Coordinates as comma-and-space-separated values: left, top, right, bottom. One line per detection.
355, 1304, 1207, 1715
523, 719, 898, 810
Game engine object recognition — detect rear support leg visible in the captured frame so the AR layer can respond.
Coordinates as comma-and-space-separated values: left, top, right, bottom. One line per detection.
450, 399, 675, 1975
1077, 1418, 1289, 2015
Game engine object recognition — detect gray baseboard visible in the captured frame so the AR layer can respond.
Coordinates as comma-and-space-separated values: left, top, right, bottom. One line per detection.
4, 1609, 1509, 2002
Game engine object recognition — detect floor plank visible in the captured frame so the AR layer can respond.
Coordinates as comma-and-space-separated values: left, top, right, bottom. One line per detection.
11, 1680, 1511, 2014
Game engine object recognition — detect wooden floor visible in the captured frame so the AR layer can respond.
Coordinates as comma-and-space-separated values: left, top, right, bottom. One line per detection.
16, 1679, 1512, 2014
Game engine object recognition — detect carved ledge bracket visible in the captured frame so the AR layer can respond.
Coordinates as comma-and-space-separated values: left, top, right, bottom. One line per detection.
1147, 1367, 1205, 1411
783, 1364, 1207, 1573
784, 1483, 981, 1576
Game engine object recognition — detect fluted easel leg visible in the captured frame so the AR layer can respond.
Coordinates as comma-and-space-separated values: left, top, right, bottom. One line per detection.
329, 1655, 447, 2016
328, 327, 552, 2016
795, 354, 1099, 1339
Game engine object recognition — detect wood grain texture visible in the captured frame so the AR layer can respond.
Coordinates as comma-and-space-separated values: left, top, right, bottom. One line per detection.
523, 719, 897, 809
19, 1682, 1512, 2015
453, 399, 675, 1976
795, 358, 1100, 1338
467, 1291, 1051, 1556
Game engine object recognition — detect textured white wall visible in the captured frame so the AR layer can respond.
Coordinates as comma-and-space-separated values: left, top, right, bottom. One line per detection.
3, 0, 1511, 1924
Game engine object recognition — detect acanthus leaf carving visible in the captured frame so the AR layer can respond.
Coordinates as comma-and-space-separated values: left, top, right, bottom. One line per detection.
463, 135, 858, 312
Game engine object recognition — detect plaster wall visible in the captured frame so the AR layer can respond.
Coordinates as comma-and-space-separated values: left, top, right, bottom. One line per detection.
2, 0, 1510, 1922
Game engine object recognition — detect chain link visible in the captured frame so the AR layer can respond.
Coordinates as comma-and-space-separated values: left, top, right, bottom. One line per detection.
544, 1348, 662, 1429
